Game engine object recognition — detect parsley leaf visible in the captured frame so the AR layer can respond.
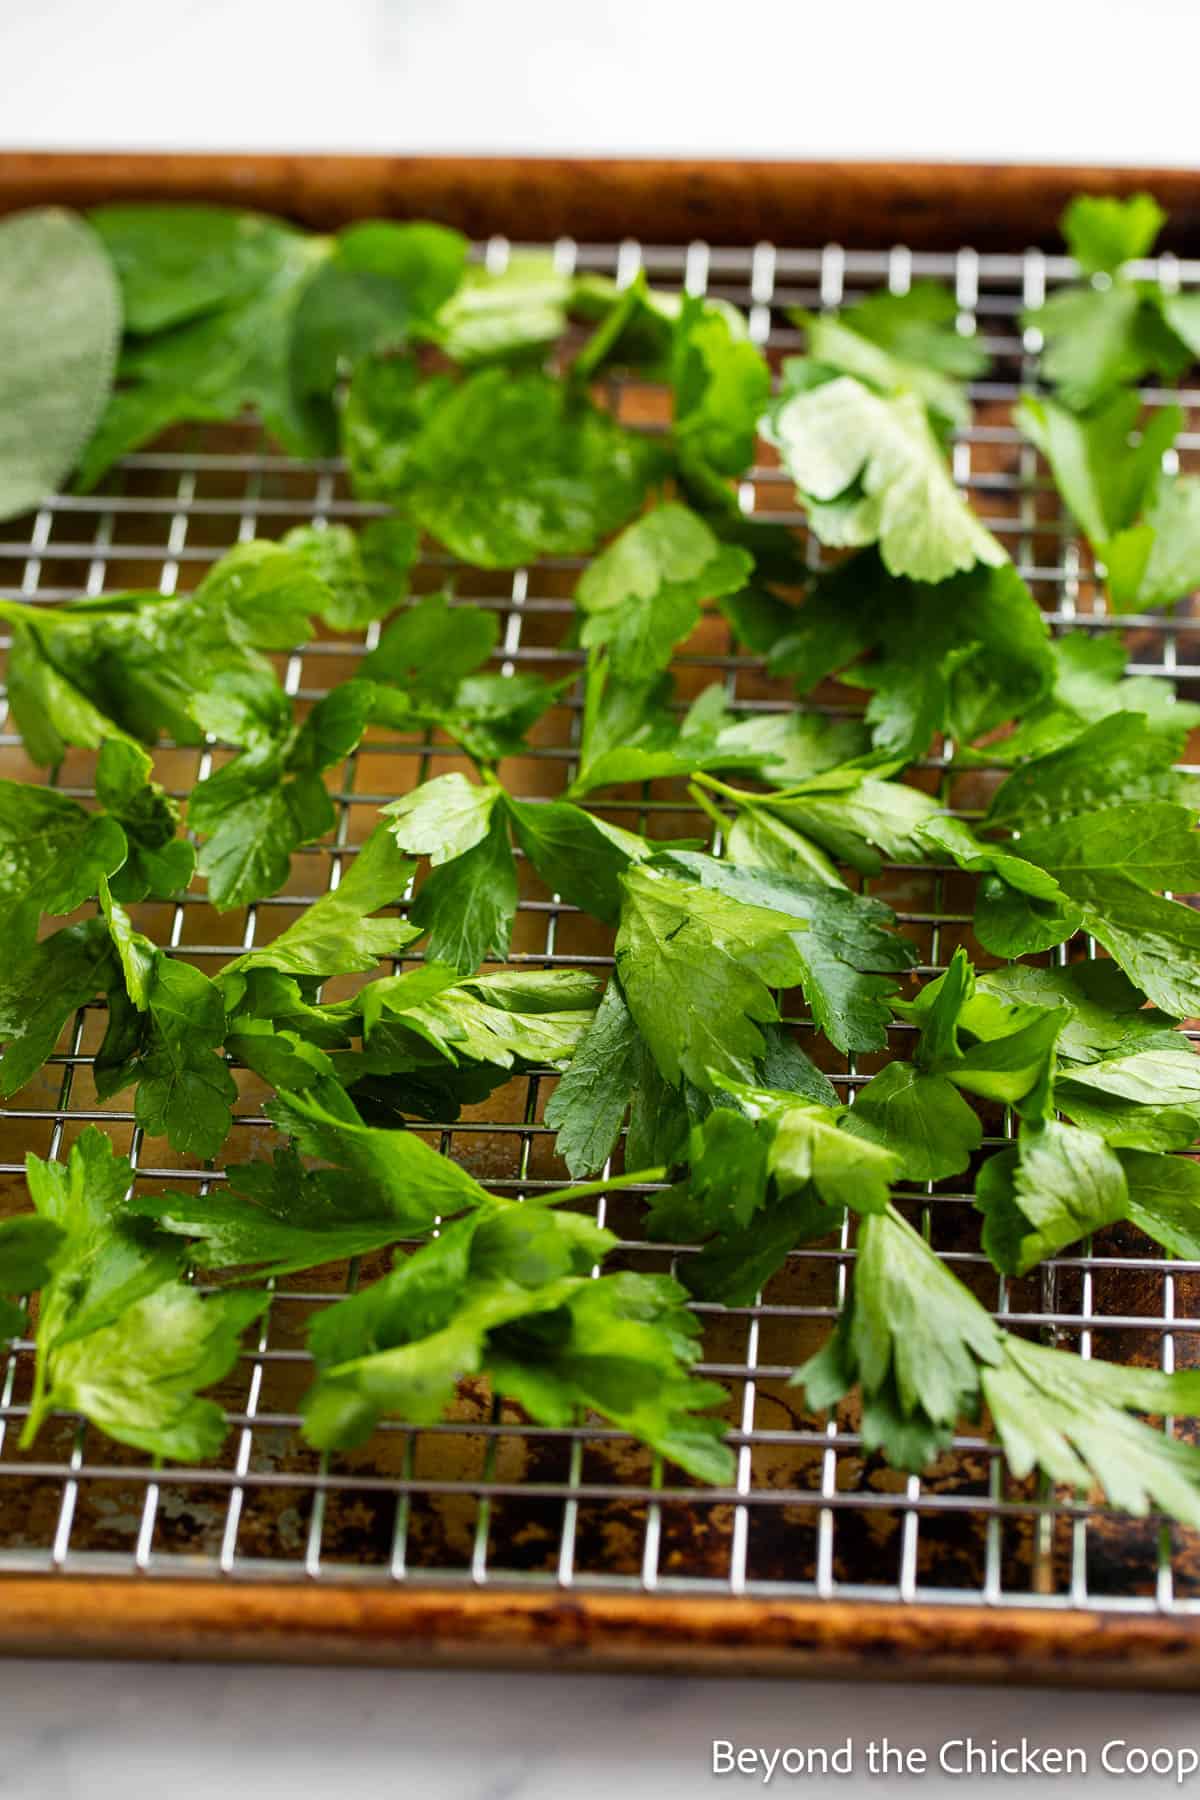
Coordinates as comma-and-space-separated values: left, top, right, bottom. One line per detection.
976, 1125, 1128, 1276
268, 1077, 490, 1220
130, 1067, 494, 1280
98, 948, 238, 1160
384, 771, 499, 865
575, 504, 752, 680
362, 591, 499, 698
1063, 193, 1167, 275
434, 254, 574, 364
0, 918, 115, 1097
1025, 195, 1187, 411
985, 711, 1194, 831
21, 1128, 259, 1460
302, 1199, 733, 1483
0, 1214, 63, 1341
220, 823, 418, 985
753, 769, 943, 877
544, 976, 643, 1177
1055, 1048, 1200, 1152
795, 281, 987, 430
95, 738, 194, 902
190, 679, 375, 908
1121, 1151, 1200, 1261
671, 294, 771, 484
505, 797, 660, 924
615, 860, 807, 1091
79, 208, 328, 484
843, 1060, 983, 1181
797, 1203, 1200, 1522
764, 372, 1006, 582
354, 965, 599, 1076
0, 539, 317, 765
28, 1281, 265, 1461
654, 851, 915, 1054
278, 517, 419, 631
368, 367, 664, 568
286, 221, 467, 451
1019, 392, 1200, 612
408, 804, 518, 974
984, 629, 1200, 767
981, 801, 1200, 1015
569, 674, 767, 797
0, 779, 126, 934
768, 552, 1051, 760
975, 960, 1178, 1065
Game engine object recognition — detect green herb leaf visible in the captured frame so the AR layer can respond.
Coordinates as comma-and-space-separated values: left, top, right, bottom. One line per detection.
575, 504, 752, 680
1121, 1150, 1200, 1260
0, 779, 126, 931
505, 797, 657, 923
191, 680, 374, 909
79, 210, 328, 484
220, 824, 418, 986
544, 976, 643, 1178
303, 1199, 732, 1482
615, 860, 807, 1091
671, 295, 771, 482
404, 803, 518, 974
0, 918, 115, 1096
0, 208, 121, 520
19, 1127, 257, 1460
287, 222, 467, 451
653, 851, 915, 1054
976, 1122, 1128, 1275
796, 281, 987, 429
842, 1061, 983, 1181
1062, 194, 1167, 275
764, 373, 1005, 582
435, 255, 574, 364
279, 518, 419, 631
986, 630, 1200, 768
770, 552, 1051, 760
1055, 1048, 1200, 1151
374, 368, 664, 568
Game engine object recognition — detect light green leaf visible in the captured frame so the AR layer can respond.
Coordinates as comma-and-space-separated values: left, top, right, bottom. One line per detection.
0, 208, 121, 519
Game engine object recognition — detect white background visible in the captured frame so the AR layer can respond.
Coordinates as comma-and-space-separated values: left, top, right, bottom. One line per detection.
0, 0, 1199, 165
3, 0, 1200, 1793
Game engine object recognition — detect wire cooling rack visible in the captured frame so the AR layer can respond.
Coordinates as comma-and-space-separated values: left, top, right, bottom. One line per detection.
1, 229, 1199, 1629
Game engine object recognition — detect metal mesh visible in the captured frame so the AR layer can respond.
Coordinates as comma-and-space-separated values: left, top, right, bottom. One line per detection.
0, 232, 1199, 1618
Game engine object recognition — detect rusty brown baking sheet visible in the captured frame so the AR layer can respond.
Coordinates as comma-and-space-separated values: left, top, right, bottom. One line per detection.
0, 157, 1198, 1681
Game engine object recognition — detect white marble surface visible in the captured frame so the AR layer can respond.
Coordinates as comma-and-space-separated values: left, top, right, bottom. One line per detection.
3, 1, 1200, 1791
0, 0, 1199, 166
0, 1659, 1197, 1799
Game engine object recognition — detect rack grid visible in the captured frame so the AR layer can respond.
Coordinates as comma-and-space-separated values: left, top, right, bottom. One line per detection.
1, 230, 1199, 1634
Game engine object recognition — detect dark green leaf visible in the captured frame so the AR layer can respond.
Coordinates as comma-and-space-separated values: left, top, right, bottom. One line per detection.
0, 918, 115, 1096
544, 976, 642, 1177
843, 1061, 982, 1181
506, 797, 654, 923
410, 807, 518, 974
654, 850, 914, 1054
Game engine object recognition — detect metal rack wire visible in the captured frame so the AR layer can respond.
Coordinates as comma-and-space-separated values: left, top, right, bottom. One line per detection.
0, 231, 1198, 1622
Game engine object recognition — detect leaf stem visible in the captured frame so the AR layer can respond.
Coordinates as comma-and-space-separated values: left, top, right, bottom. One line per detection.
690, 770, 762, 807
536, 1166, 667, 1208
